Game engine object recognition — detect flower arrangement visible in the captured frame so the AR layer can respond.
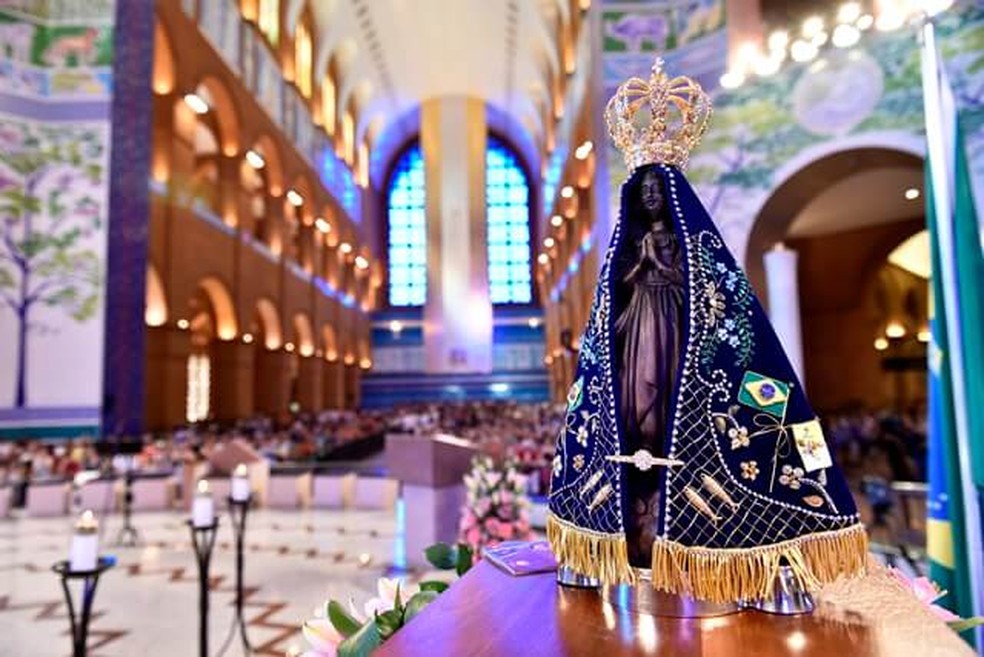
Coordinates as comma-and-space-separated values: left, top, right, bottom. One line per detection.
297, 543, 473, 657
887, 568, 984, 634
458, 455, 534, 553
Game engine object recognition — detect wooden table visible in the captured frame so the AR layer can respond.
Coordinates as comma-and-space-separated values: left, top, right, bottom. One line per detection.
377, 561, 971, 657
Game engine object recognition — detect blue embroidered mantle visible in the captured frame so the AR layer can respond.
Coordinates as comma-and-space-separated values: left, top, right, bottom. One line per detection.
547, 164, 867, 601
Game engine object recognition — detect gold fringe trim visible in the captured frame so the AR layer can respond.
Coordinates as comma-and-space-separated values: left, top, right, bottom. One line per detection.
546, 514, 636, 584
649, 523, 869, 603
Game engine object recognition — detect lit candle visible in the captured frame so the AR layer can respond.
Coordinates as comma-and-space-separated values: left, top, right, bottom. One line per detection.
69, 510, 99, 572
192, 479, 214, 528
231, 464, 250, 503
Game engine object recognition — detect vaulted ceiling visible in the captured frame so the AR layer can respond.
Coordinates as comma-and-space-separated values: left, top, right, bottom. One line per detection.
286, 0, 575, 161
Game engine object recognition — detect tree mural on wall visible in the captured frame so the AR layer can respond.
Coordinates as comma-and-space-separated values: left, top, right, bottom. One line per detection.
0, 120, 104, 407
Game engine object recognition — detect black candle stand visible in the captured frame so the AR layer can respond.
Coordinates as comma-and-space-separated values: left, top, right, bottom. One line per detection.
188, 519, 219, 657
115, 469, 140, 546
227, 496, 253, 653
53, 557, 114, 657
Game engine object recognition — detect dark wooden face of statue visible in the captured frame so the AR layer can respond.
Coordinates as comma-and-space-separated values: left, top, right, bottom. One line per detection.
639, 169, 665, 221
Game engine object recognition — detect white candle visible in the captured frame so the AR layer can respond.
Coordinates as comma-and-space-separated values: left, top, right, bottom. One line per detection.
231, 463, 250, 502
69, 510, 99, 572
191, 479, 214, 528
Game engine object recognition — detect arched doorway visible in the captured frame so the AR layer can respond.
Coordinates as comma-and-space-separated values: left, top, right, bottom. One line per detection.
322, 323, 342, 408
291, 312, 320, 411
186, 277, 238, 423
250, 298, 285, 417
748, 147, 925, 413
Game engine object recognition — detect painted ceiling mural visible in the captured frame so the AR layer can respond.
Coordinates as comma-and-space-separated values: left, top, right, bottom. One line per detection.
600, 0, 984, 266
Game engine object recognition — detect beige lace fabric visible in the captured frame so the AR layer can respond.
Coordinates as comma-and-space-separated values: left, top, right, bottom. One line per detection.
814, 561, 975, 657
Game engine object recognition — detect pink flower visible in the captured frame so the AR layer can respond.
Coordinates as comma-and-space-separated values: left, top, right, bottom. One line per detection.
484, 517, 502, 536
301, 618, 343, 656
499, 522, 515, 540
888, 569, 960, 622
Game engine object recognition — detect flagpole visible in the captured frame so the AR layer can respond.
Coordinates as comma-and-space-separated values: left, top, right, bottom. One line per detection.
920, 14, 984, 639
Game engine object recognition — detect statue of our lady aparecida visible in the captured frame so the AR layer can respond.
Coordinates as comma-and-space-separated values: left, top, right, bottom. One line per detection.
547, 60, 867, 612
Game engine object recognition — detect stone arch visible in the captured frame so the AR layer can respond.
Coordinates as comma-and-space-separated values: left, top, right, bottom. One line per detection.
145, 263, 168, 327
322, 323, 338, 361
247, 133, 285, 196
153, 20, 176, 94
197, 276, 238, 340
254, 297, 282, 349
292, 312, 315, 356
193, 76, 241, 156
745, 143, 923, 295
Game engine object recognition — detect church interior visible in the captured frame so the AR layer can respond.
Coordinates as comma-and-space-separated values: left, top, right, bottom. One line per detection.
1, 0, 983, 655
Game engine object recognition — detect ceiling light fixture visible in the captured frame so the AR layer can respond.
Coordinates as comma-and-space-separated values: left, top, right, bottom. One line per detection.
245, 149, 265, 169
315, 217, 331, 233
544, 237, 556, 248
904, 187, 920, 200
720, 70, 745, 89
550, 214, 564, 227
183, 93, 209, 115
790, 39, 819, 63
561, 185, 575, 199
286, 189, 303, 206
802, 16, 824, 39
837, 2, 861, 24
832, 23, 860, 48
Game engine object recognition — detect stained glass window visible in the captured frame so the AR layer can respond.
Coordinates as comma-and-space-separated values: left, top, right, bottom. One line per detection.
387, 143, 426, 307
486, 136, 532, 304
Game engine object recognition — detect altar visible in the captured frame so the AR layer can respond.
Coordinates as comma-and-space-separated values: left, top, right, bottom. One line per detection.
376, 561, 974, 657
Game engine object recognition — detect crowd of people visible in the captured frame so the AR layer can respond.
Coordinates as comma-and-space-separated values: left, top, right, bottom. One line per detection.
0, 402, 926, 502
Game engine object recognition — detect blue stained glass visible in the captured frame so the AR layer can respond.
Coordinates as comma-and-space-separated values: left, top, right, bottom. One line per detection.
485, 136, 532, 304
387, 143, 427, 306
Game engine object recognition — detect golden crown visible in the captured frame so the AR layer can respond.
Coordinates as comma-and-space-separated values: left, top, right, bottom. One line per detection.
604, 58, 712, 171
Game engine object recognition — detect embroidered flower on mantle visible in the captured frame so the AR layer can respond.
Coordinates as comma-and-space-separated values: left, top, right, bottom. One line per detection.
552, 454, 563, 478
575, 424, 589, 448
703, 281, 726, 327
779, 465, 805, 490
728, 425, 750, 450
740, 461, 759, 481
697, 238, 755, 368
573, 454, 585, 471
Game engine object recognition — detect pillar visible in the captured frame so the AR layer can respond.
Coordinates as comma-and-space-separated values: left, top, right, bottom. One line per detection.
420, 97, 493, 374
297, 355, 322, 411
763, 244, 805, 383
103, 0, 156, 434
144, 325, 191, 430
254, 348, 290, 417
322, 360, 343, 409
212, 340, 254, 421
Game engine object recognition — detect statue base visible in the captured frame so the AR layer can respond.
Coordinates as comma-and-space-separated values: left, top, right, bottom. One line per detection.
740, 565, 815, 615
556, 566, 601, 588
604, 568, 740, 618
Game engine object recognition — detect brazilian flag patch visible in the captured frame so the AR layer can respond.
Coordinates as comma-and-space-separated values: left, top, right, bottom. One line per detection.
738, 371, 790, 418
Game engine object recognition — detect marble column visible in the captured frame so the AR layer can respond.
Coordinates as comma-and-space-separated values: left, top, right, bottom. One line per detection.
420, 97, 493, 374
763, 244, 805, 384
